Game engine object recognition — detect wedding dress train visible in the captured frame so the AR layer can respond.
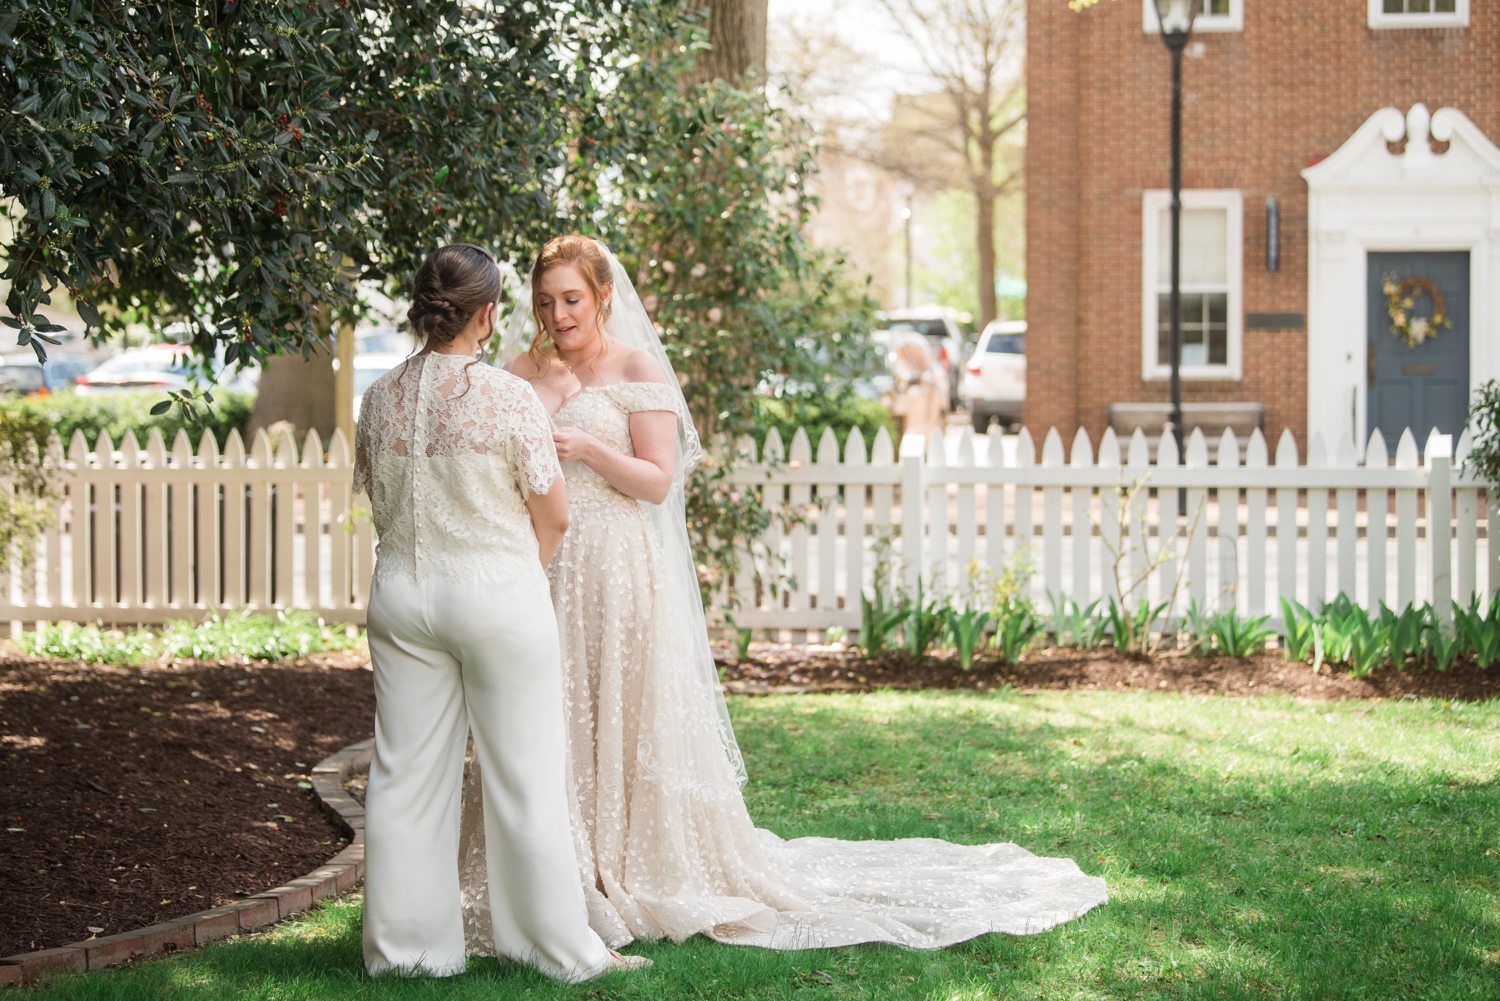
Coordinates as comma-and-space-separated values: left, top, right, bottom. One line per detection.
457, 381, 1108, 954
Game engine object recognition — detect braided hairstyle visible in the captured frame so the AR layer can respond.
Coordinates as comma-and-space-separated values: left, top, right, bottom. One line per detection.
407, 243, 502, 351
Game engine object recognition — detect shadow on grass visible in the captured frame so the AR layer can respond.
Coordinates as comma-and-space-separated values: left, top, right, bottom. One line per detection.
25, 690, 1500, 1000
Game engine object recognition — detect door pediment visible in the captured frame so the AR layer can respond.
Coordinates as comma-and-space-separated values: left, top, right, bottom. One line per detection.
1303, 104, 1500, 189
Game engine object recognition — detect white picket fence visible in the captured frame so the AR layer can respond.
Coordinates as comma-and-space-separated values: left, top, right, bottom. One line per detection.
1, 420, 1491, 636
723, 423, 1494, 635
2, 427, 373, 626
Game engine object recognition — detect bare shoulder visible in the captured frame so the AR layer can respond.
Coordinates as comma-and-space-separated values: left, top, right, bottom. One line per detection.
506, 352, 543, 381
612, 344, 667, 385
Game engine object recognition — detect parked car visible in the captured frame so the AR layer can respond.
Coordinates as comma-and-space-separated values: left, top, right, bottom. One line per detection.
353, 352, 412, 421
0, 354, 47, 395
42, 354, 99, 391
74, 343, 257, 396
0, 352, 101, 395
876, 307, 970, 411
961, 320, 1026, 432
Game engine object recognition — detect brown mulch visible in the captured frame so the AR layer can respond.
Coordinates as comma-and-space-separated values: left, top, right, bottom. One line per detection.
0, 652, 375, 956
716, 641, 1500, 702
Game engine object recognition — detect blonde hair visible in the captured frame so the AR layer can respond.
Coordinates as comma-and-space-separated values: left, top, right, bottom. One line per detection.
528, 235, 613, 376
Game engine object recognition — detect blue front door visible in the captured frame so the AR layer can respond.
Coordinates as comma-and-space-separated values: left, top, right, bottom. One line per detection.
1366, 251, 1470, 454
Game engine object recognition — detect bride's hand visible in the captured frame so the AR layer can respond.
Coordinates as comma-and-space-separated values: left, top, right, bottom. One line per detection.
552, 426, 600, 464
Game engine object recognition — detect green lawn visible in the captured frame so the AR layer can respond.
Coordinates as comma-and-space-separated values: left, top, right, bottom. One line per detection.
23, 690, 1500, 1000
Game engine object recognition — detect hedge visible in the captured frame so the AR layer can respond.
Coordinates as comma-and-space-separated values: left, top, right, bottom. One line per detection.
15, 391, 255, 453
751, 392, 897, 458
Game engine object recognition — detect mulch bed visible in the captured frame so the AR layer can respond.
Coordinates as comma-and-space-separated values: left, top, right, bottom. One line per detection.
716, 641, 1500, 702
0, 652, 375, 956
7, 638, 1496, 956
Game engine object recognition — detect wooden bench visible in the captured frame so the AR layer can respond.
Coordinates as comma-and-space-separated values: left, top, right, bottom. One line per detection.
1107, 402, 1265, 460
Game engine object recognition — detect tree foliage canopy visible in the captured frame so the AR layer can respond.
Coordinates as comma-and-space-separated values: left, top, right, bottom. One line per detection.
0, 0, 637, 366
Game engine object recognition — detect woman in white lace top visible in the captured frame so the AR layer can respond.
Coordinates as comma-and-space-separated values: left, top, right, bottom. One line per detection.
354, 244, 633, 982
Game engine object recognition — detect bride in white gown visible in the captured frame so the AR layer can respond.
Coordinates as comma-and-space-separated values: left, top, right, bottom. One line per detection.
458, 235, 1107, 954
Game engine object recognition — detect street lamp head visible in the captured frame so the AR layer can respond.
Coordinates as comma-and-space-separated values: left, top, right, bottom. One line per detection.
1153, 0, 1201, 44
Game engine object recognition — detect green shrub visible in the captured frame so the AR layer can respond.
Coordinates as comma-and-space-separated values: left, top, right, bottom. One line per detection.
903, 581, 948, 658
159, 609, 362, 662
1048, 592, 1106, 650
16, 390, 255, 453
945, 606, 991, 671
1453, 596, 1500, 669
15, 610, 363, 665
1203, 608, 1276, 658
19, 622, 157, 667
1280, 597, 1319, 662
991, 599, 1043, 665
752, 391, 896, 456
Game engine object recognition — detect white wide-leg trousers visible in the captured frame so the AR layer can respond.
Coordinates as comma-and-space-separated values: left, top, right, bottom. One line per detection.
362, 566, 609, 982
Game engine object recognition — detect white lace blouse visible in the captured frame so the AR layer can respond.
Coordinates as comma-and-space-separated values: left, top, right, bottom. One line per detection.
353, 353, 562, 585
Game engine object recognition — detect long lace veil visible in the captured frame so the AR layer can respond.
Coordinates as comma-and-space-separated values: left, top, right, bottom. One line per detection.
496, 241, 748, 786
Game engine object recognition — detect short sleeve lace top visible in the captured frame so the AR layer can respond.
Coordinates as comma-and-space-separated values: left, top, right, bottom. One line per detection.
353, 353, 562, 585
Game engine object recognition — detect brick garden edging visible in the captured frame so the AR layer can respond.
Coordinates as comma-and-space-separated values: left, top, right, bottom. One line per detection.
1, 737, 375, 986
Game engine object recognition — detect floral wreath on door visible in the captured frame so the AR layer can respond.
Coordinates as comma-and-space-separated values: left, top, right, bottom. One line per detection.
1382, 273, 1451, 348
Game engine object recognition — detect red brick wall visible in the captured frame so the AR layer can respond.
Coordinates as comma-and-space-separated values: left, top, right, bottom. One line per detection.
1025, 0, 1500, 452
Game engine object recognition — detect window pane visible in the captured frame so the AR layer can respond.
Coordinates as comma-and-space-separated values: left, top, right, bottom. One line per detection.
1436, 0, 1456, 10
1157, 295, 1170, 365
1182, 295, 1204, 324
1158, 207, 1228, 285
1383, 0, 1403, 13
1208, 294, 1228, 365
987, 334, 1024, 354
1207, 0, 1230, 14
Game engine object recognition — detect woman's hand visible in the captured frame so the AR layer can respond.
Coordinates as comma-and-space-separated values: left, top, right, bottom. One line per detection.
552, 426, 600, 464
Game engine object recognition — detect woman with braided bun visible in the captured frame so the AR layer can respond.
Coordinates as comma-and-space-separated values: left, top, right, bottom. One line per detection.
354, 244, 646, 981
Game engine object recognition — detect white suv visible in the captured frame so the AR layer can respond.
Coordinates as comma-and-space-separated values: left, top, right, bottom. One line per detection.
961, 320, 1026, 432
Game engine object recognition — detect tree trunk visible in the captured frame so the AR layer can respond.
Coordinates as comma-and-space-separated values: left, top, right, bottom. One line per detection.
682, 0, 768, 86
974, 156, 999, 327
245, 347, 336, 449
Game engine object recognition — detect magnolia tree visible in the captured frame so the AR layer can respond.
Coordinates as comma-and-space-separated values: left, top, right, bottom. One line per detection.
1, 0, 878, 596
0, 0, 636, 367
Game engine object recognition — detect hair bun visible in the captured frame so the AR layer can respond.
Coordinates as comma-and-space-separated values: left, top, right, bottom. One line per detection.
404, 245, 501, 347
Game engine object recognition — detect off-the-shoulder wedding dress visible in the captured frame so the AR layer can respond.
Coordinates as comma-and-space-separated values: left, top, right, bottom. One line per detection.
457, 379, 1108, 954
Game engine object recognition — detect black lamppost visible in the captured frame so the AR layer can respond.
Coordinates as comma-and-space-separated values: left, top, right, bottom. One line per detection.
1153, 0, 1201, 457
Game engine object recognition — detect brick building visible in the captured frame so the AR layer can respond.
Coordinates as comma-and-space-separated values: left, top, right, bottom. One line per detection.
1026, 0, 1500, 453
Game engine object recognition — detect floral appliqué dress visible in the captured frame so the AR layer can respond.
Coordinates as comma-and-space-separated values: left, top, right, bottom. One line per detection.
459, 381, 1108, 953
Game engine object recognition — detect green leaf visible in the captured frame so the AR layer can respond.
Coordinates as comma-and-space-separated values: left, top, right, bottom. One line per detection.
149, 400, 173, 416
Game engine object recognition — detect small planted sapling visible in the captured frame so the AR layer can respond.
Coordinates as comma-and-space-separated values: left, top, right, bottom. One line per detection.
991, 600, 1043, 665
946, 606, 992, 672
904, 580, 949, 658
1047, 592, 1105, 650
1280, 597, 1319, 663
1206, 609, 1276, 659
724, 613, 754, 661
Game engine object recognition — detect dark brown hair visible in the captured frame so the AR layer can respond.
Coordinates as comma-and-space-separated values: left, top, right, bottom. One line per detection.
407, 243, 502, 351
527, 235, 613, 376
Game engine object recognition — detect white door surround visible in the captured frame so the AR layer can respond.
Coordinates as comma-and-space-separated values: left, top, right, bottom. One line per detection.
1302, 103, 1500, 450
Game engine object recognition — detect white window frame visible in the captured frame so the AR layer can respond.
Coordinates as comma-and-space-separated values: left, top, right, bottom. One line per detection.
1368, 0, 1468, 29
1141, 189, 1243, 382
1142, 0, 1243, 33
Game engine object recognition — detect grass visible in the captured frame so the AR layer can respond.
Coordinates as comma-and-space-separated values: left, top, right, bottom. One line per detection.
20, 689, 1500, 999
